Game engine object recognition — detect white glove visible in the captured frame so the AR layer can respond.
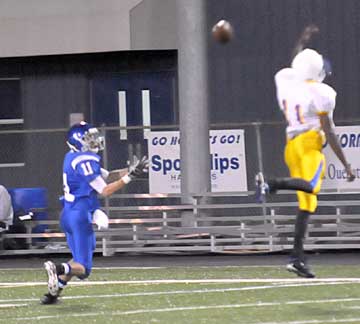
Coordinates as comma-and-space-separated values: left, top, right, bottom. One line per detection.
93, 209, 109, 230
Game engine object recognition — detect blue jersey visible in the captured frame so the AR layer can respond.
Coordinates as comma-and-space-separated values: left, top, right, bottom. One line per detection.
62, 151, 102, 212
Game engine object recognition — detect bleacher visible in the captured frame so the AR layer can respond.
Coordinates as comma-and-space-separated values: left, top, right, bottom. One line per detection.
2, 189, 360, 256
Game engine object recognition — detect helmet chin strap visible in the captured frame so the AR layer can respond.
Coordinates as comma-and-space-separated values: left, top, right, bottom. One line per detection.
66, 141, 80, 152
80, 142, 99, 153
89, 147, 99, 154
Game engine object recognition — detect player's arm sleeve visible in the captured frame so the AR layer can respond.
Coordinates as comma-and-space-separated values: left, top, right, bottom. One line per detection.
314, 85, 337, 116
89, 176, 107, 194
101, 168, 110, 180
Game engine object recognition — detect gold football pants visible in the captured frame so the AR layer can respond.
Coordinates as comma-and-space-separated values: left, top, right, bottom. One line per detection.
284, 130, 325, 213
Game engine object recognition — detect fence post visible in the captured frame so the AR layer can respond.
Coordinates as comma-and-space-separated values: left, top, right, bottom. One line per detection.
100, 126, 111, 255
193, 196, 198, 227
254, 122, 267, 217
133, 224, 138, 242
102, 237, 107, 257
269, 209, 276, 251
163, 211, 168, 238
210, 235, 216, 252
254, 122, 264, 174
336, 207, 341, 237
101, 126, 111, 217
240, 222, 245, 240
26, 223, 32, 249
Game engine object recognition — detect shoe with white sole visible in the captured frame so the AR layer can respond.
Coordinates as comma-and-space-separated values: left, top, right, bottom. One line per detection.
255, 172, 269, 203
44, 261, 59, 296
286, 260, 315, 278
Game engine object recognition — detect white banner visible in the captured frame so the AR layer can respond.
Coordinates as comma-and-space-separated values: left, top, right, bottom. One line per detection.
322, 125, 360, 190
147, 130, 247, 193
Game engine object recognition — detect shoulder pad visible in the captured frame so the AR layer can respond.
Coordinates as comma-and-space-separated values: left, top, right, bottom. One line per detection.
274, 68, 298, 84
311, 83, 336, 100
310, 83, 336, 113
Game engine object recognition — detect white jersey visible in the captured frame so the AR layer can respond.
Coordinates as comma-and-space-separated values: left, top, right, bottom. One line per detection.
275, 68, 336, 139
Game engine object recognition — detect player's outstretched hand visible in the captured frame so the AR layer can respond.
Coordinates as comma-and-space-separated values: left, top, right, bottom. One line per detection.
345, 164, 355, 182
128, 155, 149, 180
292, 23, 320, 59
301, 24, 320, 42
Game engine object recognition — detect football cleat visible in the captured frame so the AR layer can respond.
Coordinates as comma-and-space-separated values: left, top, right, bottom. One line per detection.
255, 172, 269, 203
40, 288, 63, 305
40, 292, 59, 305
286, 260, 315, 278
44, 261, 59, 296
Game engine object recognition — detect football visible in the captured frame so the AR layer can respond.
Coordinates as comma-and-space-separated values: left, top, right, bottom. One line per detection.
212, 19, 233, 44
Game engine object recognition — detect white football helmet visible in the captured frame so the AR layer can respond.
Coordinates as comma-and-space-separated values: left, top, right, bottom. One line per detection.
291, 48, 332, 82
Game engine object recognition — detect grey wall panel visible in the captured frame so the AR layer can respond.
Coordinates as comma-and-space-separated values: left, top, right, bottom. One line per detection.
23, 75, 89, 128
130, 0, 177, 50
0, 0, 142, 57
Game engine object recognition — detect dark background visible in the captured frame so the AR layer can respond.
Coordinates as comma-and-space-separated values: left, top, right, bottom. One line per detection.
206, 0, 360, 123
206, 0, 360, 182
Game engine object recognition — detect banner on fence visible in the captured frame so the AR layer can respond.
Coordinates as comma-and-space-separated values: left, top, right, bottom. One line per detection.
322, 125, 360, 190
147, 130, 247, 193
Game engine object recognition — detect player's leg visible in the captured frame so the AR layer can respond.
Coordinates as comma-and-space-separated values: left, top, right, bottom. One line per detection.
287, 150, 325, 278
283, 140, 315, 277
286, 206, 314, 278
41, 209, 94, 304
58, 209, 95, 281
267, 177, 314, 193
41, 209, 69, 304
41, 210, 71, 304
71, 211, 95, 279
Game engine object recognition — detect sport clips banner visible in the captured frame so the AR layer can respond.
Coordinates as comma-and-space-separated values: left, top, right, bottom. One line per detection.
146, 130, 247, 194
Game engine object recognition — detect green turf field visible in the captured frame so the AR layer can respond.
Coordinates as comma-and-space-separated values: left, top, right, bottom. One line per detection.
1, 264, 360, 323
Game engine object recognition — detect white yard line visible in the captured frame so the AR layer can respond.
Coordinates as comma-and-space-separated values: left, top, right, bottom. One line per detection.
0, 265, 282, 271
0, 281, 353, 304
0, 266, 166, 271
13, 298, 360, 321
0, 303, 27, 308
1, 277, 360, 288
259, 319, 360, 324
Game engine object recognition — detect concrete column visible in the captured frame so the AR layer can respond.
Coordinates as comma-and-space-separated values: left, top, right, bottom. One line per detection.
176, 0, 211, 226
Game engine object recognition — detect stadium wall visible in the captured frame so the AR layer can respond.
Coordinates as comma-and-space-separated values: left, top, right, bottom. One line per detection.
0, 0, 142, 57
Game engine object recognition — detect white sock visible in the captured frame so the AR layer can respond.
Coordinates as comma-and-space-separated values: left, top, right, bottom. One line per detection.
62, 263, 71, 275
58, 279, 66, 289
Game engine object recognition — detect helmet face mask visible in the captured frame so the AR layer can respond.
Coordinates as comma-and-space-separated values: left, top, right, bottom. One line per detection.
322, 57, 332, 76
67, 122, 105, 153
82, 128, 105, 153
291, 48, 331, 82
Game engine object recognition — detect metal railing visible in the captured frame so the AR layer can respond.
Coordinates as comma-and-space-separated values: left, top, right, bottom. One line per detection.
1, 189, 360, 256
